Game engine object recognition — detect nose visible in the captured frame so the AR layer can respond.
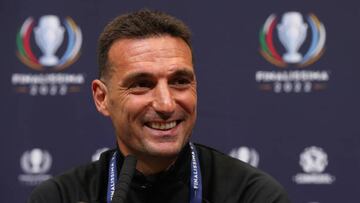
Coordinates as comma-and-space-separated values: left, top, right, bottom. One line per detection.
152, 81, 176, 119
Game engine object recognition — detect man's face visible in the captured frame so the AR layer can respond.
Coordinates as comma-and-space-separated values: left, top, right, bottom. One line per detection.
93, 36, 197, 159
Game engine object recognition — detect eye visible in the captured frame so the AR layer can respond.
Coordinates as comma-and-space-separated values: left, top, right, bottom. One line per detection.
132, 80, 153, 88
128, 79, 155, 93
177, 78, 191, 84
170, 77, 192, 89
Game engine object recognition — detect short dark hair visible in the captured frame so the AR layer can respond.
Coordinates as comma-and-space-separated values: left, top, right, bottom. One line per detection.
97, 9, 192, 79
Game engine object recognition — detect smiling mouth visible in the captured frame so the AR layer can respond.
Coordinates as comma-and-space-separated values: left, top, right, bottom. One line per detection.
145, 120, 181, 131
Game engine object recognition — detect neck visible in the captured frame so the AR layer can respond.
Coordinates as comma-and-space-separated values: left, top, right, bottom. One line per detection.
117, 143, 179, 176
136, 155, 177, 175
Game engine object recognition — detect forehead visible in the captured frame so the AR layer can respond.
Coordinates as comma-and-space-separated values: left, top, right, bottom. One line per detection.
107, 36, 193, 76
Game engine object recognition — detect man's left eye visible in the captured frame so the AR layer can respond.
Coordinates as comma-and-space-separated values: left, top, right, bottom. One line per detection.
177, 78, 191, 84
170, 78, 191, 88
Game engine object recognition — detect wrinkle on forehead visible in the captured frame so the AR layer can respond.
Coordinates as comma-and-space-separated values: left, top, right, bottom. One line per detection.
108, 36, 192, 68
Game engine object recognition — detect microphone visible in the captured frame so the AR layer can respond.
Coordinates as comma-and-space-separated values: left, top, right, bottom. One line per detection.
111, 155, 137, 203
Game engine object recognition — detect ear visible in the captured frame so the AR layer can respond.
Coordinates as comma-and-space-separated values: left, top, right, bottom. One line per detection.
92, 79, 110, 116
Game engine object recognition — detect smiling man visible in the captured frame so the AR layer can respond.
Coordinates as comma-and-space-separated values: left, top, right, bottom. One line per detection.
93, 35, 197, 176
29, 10, 291, 203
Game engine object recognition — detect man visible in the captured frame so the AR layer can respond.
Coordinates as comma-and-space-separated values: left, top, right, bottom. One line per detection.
29, 10, 291, 203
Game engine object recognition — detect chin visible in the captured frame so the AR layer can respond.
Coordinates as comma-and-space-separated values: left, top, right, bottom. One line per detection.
145, 141, 185, 157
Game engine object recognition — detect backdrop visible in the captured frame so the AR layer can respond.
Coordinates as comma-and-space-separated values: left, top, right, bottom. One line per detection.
2, 0, 359, 202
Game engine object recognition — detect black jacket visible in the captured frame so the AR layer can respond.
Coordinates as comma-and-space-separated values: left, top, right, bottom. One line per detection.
29, 143, 291, 203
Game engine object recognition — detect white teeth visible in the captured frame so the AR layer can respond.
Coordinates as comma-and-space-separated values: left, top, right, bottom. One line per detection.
149, 121, 177, 130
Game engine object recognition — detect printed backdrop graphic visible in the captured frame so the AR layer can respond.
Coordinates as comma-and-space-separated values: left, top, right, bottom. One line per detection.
2, 0, 360, 202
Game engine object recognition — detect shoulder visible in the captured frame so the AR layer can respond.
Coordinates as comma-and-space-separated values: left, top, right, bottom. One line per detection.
194, 143, 260, 177
28, 149, 115, 203
194, 143, 291, 203
28, 178, 62, 203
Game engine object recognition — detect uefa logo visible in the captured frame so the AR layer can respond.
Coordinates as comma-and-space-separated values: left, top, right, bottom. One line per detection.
293, 146, 335, 184
259, 12, 326, 68
300, 146, 328, 173
229, 146, 259, 167
16, 15, 82, 71
18, 148, 52, 185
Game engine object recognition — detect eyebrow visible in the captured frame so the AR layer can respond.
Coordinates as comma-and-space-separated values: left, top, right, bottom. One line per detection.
120, 68, 195, 86
120, 72, 152, 87
170, 69, 195, 80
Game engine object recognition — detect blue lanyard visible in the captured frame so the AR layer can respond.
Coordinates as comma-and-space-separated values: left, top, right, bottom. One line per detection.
107, 151, 118, 203
189, 142, 203, 203
107, 142, 203, 203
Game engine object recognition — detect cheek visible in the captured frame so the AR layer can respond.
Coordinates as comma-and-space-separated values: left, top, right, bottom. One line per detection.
107, 91, 132, 122
108, 92, 126, 111
177, 91, 197, 114
120, 95, 152, 118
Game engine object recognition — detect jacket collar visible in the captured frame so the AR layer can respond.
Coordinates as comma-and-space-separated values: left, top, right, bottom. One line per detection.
115, 143, 191, 185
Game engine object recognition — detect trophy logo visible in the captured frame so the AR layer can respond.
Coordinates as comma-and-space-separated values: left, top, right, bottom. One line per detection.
18, 148, 52, 185
229, 146, 259, 167
256, 12, 330, 93
277, 12, 307, 63
34, 15, 65, 66
91, 147, 109, 162
20, 148, 52, 174
13, 15, 86, 96
259, 12, 326, 67
16, 15, 82, 71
